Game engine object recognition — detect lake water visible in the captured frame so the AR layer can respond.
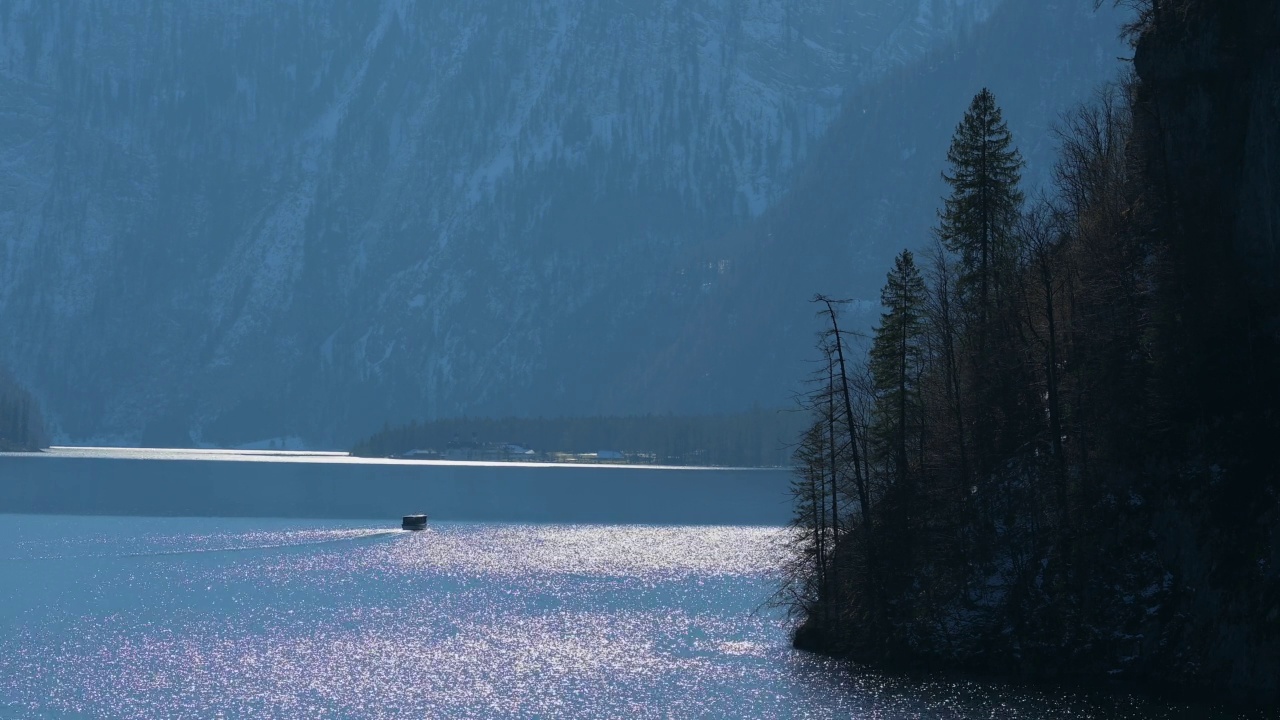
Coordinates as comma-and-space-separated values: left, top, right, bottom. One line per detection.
0, 516, 1252, 719
0, 449, 796, 525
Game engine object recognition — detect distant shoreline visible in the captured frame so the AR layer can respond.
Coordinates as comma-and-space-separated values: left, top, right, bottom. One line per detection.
21, 446, 788, 472
0, 450, 795, 525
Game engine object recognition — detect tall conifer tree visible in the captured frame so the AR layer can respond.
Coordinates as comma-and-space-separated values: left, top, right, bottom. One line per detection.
937, 89, 1027, 476
937, 88, 1024, 327
869, 249, 927, 485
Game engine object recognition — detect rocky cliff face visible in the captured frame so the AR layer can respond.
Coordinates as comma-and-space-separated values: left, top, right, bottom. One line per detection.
0, 0, 1122, 445
1129, 0, 1280, 703
1133, 0, 1280, 293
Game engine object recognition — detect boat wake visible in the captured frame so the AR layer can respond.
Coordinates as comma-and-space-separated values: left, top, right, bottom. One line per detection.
7, 528, 407, 563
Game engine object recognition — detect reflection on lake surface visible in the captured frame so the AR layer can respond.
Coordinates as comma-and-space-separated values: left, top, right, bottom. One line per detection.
0, 517, 1252, 718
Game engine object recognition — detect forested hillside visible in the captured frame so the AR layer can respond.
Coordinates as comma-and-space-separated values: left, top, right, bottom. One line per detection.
780, 0, 1280, 705
352, 410, 804, 467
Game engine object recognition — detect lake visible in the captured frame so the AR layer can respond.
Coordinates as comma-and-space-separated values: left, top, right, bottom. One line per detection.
0, 449, 795, 525
0, 514, 1250, 719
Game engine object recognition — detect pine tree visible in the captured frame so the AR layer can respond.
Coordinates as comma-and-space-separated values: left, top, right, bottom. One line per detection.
936, 89, 1028, 477
937, 88, 1024, 328
869, 249, 928, 486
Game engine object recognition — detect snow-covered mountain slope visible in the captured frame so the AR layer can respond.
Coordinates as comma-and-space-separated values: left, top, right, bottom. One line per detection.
0, 0, 1119, 446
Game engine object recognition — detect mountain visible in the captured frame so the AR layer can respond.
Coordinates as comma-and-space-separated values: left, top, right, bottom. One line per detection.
632, 0, 1132, 417
0, 0, 1124, 446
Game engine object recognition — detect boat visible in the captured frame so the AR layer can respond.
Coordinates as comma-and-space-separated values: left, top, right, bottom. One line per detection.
401, 514, 428, 531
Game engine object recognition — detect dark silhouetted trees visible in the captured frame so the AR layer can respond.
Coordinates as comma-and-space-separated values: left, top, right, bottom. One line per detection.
0, 371, 46, 451
783, 38, 1280, 702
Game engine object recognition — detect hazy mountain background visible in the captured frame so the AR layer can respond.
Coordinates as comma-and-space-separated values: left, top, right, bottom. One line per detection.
0, 0, 1127, 447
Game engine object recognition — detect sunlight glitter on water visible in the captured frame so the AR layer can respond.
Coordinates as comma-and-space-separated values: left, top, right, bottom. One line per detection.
0, 517, 1252, 719
348, 523, 787, 575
